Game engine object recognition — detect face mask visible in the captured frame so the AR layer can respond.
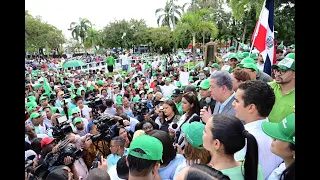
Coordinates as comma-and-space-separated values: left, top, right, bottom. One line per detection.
125, 126, 131, 132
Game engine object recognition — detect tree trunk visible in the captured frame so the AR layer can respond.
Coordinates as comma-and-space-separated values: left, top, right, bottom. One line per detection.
202, 33, 205, 53
240, 21, 247, 51
192, 33, 196, 64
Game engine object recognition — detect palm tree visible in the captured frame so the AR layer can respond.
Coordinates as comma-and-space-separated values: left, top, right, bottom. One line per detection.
155, 0, 182, 29
84, 28, 101, 53
68, 18, 92, 46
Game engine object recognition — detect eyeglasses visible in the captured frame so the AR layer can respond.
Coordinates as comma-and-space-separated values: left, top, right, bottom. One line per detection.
273, 69, 287, 76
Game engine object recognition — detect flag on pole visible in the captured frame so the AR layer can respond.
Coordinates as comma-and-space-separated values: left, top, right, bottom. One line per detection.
251, 0, 276, 76
43, 76, 52, 98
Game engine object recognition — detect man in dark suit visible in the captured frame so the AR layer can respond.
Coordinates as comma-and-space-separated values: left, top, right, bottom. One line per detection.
200, 71, 236, 123
198, 79, 216, 111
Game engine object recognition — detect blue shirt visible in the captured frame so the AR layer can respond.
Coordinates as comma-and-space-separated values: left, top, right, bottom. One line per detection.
158, 154, 186, 180
106, 148, 129, 170
218, 92, 235, 113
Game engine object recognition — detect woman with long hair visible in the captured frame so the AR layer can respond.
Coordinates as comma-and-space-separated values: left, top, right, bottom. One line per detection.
158, 100, 181, 136
203, 114, 263, 180
114, 125, 132, 148
262, 113, 295, 180
174, 92, 201, 150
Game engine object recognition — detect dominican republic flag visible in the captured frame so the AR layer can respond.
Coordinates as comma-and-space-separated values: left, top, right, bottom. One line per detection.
251, 0, 276, 76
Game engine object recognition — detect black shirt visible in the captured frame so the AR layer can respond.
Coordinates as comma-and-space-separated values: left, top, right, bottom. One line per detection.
199, 98, 216, 112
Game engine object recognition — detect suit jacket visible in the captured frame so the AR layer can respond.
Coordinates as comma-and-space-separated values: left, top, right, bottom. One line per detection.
213, 96, 236, 116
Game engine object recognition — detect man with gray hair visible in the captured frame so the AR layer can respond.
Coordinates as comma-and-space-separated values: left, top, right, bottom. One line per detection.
106, 136, 129, 170
200, 71, 237, 123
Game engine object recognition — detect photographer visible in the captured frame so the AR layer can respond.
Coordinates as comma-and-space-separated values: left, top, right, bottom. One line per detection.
82, 121, 111, 168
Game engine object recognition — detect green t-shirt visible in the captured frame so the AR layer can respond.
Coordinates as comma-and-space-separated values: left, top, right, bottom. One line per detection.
106, 56, 115, 66
268, 81, 295, 123
220, 161, 264, 180
176, 101, 183, 115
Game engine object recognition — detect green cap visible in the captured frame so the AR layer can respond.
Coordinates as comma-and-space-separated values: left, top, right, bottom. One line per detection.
77, 87, 86, 95
211, 63, 219, 69
144, 85, 149, 90
39, 96, 47, 101
199, 79, 210, 90
123, 83, 129, 87
71, 94, 76, 99
228, 53, 238, 61
229, 46, 235, 51
129, 135, 163, 161
203, 67, 209, 71
242, 63, 258, 71
26, 101, 37, 108
71, 108, 80, 114
28, 96, 36, 102
33, 84, 42, 89
165, 78, 171, 82
189, 76, 193, 81
237, 57, 256, 68
277, 44, 284, 50
271, 58, 295, 71
97, 80, 103, 85
133, 96, 140, 103
147, 89, 154, 94
27, 106, 36, 113
30, 112, 41, 119
221, 65, 233, 73
285, 53, 295, 60
181, 122, 205, 149
176, 81, 181, 87
289, 44, 295, 49
242, 52, 249, 59
250, 53, 258, 60
116, 95, 123, 105
73, 117, 82, 125
262, 113, 295, 144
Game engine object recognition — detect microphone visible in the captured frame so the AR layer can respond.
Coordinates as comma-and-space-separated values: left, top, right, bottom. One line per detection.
205, 97, 211, 111
171, 123, 180, 144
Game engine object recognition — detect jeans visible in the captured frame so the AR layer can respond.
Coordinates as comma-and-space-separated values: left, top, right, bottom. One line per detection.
122, 64, 128, 71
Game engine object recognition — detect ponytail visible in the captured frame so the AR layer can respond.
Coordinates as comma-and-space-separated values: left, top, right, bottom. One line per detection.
242, 130, 259, 180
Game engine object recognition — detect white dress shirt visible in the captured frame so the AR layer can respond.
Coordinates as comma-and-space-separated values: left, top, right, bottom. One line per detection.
234, 118, 283, 179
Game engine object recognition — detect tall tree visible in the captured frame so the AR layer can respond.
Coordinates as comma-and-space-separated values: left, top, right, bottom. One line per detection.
84, 28, 101, 53
68, 18, 92, 46
147, 27, 174, 53
155, 0, 182, 29
25, 11, 65, 55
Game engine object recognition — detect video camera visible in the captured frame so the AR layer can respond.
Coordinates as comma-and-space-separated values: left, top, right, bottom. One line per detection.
52, 115, 73, 141
60, 85, 71, 99
86, 95, 103, 119
90, 114, 117, 142
133, 100, 149, 121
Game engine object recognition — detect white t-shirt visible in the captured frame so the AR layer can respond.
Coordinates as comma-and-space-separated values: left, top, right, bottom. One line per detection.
160, 84, 177, 98
120, 54, 129, 65
79, 105, 92, 121
267, 163, 286, 180
107, 164, 126, 180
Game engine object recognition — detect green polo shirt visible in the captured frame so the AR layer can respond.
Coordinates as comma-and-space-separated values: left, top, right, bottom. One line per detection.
176, 101, 183, 115
106, 56, 115, 66
268, 81, 295, 123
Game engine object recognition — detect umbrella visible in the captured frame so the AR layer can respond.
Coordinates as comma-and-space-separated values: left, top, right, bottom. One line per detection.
178, 52, 185, 58
62, 60, 86, 69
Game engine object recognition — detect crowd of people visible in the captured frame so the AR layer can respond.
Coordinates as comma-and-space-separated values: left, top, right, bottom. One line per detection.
25, 44, 295, 180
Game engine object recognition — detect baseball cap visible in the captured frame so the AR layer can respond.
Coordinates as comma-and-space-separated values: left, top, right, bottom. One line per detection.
262, 113, 295, 144
39, 96, 47, 101
181, 122, 205, 149
250, 53, 258, 60
27, 106, 36, 113
199, 79, 210, 90
26, 101, 37, 108
71, 108, 80, 114
228, 53, 238, 61
237, 57, 256, 68
271, 58, 295, 71
285, 53, 295, 60
28, 96, 36, 102
129, 135, 163, 162
165, 78, 171, 82
73, 117, 83, 125
116, 95, 123, 105
242, 63, 258, 72
25, 150, 37, 160
41, 137, 56, 148
133, 96, 140, 103
172, 89, 182, 96
176, 81, 182, 87
229, 46, 235, 51
211, 63, 219, 69
30, 112, 41, 119
289, 44, 295, 49
97, 80, 103, 85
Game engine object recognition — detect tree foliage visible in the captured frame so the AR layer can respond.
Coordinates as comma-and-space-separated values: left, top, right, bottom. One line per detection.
147, 26, 174, 53
155, 0, 183, 29
69, 18, 92, 45
25, 11, 65, 54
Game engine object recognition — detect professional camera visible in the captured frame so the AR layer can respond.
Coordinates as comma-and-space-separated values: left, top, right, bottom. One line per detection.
60, 85, 71, 99
90, 114, 117, 142
133, 100, 149, 121
86, 96, 104, 119
52, 115, 73, 141
45, 139, 83, 167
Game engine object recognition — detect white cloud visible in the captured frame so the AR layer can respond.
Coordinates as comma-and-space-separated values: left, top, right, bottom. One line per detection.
25, 0, 191, 39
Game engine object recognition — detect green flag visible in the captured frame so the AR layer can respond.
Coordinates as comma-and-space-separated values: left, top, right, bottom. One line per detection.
43, 76, 52, 98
